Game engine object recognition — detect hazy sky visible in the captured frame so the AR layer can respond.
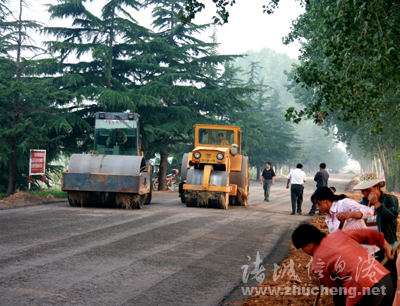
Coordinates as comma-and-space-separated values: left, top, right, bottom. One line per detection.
189, 0, 305, 59
17, 0, 304, 59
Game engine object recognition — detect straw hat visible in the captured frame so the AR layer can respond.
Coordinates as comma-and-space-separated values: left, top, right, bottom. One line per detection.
352, 171, 386, 190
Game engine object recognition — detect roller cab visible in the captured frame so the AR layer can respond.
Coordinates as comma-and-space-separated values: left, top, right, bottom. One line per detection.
180, 124, 249, 209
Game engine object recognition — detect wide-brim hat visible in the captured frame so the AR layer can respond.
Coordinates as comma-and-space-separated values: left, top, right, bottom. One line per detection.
352, 171, 386, 190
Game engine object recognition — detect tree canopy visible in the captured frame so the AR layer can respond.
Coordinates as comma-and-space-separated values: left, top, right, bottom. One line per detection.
181, 1, 400, 132
0, 0, 82, 195
1, 0, 360, 195
179, 0, 282, 24
180, 0, 400, 192
284, 0, 400, 133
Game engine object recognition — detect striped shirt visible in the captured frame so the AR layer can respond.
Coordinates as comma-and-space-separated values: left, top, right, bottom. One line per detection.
365, 206, 378, 231
325, 198, 380, 254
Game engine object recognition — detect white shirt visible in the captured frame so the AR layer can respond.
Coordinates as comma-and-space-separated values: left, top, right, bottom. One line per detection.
287, 168, 307, 185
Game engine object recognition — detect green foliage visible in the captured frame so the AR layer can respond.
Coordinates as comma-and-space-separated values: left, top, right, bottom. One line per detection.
284, 0, 400, 132
0, 0, 85, 195
334, 112, 400, 192
6, 0, 384, 194
0, 187, 68, 200
139, 0, 252, 189
235, 49, 298, 108
232, 51, 300, 170
178, 1, 400, 196
30, 188, 67, 199
44, 0, 153, 111
287, 59, 400, 191
293, 120, 347, 173
179, 0, 295, 24
179, 0, 236, 25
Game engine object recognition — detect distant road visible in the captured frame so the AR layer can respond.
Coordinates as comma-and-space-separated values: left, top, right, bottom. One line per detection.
0, 173, 355, 306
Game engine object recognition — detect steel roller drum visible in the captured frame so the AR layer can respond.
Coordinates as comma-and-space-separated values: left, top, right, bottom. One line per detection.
68, 154, 146, 176
186, 169, 229, 186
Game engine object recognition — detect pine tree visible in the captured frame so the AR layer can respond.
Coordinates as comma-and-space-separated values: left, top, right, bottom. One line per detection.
227, 62, 299, 178
140, 0, 251, 189
44, 0, 157, 112
0, 0, 78, 195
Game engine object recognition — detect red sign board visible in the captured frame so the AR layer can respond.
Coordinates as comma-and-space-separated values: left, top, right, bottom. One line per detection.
29, 150, 46, 175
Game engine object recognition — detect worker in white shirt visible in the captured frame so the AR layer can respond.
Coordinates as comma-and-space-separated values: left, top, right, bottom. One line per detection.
286, 164, 307, 215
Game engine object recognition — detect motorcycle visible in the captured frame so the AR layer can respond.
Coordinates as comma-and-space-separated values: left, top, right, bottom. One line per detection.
152, 169, 179, 191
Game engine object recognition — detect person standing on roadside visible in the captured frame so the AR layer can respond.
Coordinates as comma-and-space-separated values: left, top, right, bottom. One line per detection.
286, 164, 307, 215
307, 163, 329, 216
260, 162, 275, 202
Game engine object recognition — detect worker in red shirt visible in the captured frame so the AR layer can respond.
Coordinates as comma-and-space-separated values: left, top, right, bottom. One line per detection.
292, 224, 394, 306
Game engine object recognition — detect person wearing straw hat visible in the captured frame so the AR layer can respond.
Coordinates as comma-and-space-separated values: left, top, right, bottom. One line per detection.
353, 172, 399, 252
353, 171, 399, 303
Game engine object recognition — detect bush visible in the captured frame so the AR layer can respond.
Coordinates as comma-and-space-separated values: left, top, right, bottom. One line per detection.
249, 170, 257, 180
30, 189, 67, 199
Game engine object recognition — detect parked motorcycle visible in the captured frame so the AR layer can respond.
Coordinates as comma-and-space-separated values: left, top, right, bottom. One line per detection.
152, 169, 179, 191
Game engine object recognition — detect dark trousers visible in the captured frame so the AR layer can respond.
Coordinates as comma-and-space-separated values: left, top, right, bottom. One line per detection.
290, 184, 304, 213
373, 249, 397, 304
309, 202, 317, 214
263, 180, 272, 200
332, 273, 393, 306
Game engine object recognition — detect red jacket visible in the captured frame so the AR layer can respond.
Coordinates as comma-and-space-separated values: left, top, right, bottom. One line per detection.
312, 229, 390, 306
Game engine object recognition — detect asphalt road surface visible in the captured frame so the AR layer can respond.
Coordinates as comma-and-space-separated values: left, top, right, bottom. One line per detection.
0, 173, 355, 306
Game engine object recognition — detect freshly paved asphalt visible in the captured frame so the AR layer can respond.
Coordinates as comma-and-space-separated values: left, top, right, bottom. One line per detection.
0, 173, 354, 306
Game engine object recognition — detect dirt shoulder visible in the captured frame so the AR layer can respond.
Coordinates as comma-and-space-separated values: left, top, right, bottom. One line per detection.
0, 192, 65, 210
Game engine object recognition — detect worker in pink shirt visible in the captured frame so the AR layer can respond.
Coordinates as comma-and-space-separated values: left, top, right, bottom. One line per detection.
292, 224, 394, 306
311, 186, 378, 254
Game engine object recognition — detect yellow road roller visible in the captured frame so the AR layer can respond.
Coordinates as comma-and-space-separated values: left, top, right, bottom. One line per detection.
179, 124, 249, 209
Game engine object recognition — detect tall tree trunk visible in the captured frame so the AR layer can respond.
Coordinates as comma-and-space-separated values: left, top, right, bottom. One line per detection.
170, 3, 175, 29
158, 151, 168, 190
6, 141, 18, 196
378, 158, 384, 179
158, 137, 170, 191
256, 165, 260, 181
373, 157, 378, 175
6, 0, 23, 197
393, 174, 399, 193
107, 5, 115, 89
377, 143, 388, 185
386, 144, 398, 192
